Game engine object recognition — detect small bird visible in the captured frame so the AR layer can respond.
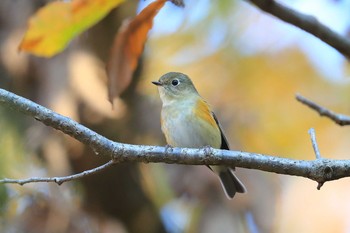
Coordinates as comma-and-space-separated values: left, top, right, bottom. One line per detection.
152, 72, 246, 199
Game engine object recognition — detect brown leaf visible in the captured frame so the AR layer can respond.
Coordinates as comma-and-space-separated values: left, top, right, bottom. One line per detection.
107, 0, 167, 103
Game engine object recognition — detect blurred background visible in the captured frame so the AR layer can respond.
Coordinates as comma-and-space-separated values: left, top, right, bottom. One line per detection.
1, 0, 350, 232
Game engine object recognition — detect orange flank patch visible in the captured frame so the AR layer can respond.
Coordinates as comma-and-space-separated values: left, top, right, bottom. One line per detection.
194, 99, 218, 129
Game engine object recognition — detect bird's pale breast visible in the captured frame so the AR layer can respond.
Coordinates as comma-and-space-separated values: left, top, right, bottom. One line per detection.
161, 98, 221, 148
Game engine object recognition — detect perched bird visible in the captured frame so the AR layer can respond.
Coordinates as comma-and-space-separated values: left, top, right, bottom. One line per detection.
152, 72, 246, 199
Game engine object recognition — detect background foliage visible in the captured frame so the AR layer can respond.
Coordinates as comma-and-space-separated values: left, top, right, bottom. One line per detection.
1, 0, 350, 232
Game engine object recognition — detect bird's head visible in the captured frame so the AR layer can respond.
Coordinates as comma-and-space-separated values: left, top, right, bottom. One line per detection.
152, 72, 199, 104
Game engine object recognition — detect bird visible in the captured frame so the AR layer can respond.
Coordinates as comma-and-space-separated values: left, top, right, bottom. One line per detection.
152, 72, 246, 199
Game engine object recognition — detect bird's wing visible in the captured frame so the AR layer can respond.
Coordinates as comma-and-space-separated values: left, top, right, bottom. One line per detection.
212, 112, 230, 150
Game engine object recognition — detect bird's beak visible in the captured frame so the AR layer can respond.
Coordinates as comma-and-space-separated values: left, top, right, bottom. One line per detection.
152, 81, 162, 86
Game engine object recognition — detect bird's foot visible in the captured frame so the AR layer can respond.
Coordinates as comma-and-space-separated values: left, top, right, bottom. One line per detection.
202, 145, 214, 156
164, 144, 173, 152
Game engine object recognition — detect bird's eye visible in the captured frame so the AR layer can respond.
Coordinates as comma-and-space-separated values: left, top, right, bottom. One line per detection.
171, 79, 179, 86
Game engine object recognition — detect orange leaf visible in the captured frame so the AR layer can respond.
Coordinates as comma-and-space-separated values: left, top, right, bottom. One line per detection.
19, 0, 124, 57
107, 0, 167, 103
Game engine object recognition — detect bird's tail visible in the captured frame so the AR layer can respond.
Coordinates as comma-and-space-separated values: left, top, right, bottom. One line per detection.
218, 167, 246, 199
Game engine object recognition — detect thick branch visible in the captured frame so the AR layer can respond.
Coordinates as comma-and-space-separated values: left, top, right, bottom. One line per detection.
246, 0, 350, 58
296, 94, 350, 126
1, 88, 350, 187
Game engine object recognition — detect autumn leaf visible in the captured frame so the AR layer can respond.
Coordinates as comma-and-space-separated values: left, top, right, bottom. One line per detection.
19, 0, 124, 57
107, 0, 181, 103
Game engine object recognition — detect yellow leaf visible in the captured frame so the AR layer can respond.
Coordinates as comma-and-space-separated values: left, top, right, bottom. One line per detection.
19, 0, 124, 57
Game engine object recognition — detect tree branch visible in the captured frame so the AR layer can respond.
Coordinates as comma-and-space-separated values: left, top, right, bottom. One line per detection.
308, 128, 321, 159
0, 160, 117, 185
1, 88, 350, 188
246, 0, 350, 59
307, 128, 324, 189
296, 94, 350, 126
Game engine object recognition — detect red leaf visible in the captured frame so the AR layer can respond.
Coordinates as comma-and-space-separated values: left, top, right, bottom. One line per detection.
107, 0, 167, 103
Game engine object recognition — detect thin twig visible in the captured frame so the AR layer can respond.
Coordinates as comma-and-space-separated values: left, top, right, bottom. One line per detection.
296, 94, 350, 126
308, 128, 325, 190
0, 160, 117, 185
246, 0, 350, 59
169, 0, 185, 7
308, 128, 321, 159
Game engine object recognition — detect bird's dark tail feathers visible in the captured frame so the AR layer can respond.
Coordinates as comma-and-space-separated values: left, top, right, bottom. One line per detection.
218, 168, 247, 199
